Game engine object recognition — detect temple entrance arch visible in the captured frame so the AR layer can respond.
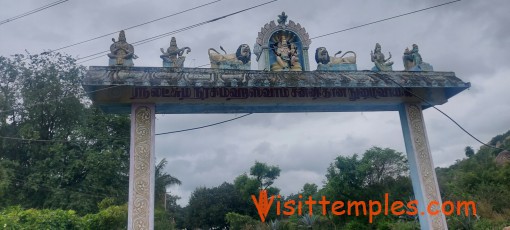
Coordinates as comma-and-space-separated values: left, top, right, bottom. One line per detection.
84, 68, 469, 230
84, 12, 470, 230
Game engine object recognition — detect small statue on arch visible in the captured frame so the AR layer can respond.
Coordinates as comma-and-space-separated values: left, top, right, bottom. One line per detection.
160, 37, 191, 68
370, 43, 393, 71
402, 44, 433, 71
107, 30, 138, 66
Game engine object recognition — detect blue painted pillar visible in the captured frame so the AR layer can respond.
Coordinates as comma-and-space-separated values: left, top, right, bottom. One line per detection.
128, 104, 156, 230
399, 103, 448, 230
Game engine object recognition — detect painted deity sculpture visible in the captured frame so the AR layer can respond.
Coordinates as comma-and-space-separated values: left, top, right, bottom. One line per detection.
208, 44, 251, 70
370, 43, 393, 71
402, 44, 433, 71
315, 47, 357, 71
107, 30, 137, 66
271, 35, 302, 71
160, 37, 191, 68
255, 12, 312, 71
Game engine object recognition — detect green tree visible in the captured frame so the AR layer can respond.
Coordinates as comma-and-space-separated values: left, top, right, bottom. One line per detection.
323, 147, 412, 225
301, 183, 318, 199
234, 161, 281, 221
185, 182, 246, 229
436, 130, 510, 227
465, 146, 475, 158
154, 158, 181, 229
155, 158, 181, 209
0, 53, 130, 214
234, 161, 281, 198
250, 161, 281, 190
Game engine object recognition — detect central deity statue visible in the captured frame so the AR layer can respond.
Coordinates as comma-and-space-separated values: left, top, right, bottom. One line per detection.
255, 12, 311, 71
271, 34, 302, 71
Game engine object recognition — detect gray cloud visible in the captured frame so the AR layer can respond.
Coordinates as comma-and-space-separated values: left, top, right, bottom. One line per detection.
2, 0, 509, 206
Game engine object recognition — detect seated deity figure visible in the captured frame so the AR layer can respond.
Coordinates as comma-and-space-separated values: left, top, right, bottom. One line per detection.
160, 37, 191, 67
107, 30, 137, 66
402, 44, 433, 71
370, 43, 393, 71
271, 35, 302, 71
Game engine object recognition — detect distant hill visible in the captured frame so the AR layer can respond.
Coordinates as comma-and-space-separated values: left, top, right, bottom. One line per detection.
436, 130, 510, 229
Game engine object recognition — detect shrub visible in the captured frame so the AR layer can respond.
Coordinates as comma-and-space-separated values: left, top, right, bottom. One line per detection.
225, 212, 259, 230
82, 204, 127, 229
0, 206, 82, 229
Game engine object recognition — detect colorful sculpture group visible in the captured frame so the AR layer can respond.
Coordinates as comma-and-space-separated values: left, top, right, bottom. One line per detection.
107, 13, 433, 72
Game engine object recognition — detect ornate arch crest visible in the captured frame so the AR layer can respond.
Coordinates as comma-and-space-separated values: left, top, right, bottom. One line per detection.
254, 12, 311, 61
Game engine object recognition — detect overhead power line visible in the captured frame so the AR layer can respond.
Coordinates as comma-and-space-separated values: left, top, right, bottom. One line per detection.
4, 0, 491, 152
310, 0, 461, 40
76, 0, 460, 64
0, 113, 253, 142
46, 0, 222, 53
155, 113, 252, 135
76, 0, 278, 64
0, 0, 70, 26
263, 0, 462, 54
149, 0, 462, 66
373, 71, 507, 152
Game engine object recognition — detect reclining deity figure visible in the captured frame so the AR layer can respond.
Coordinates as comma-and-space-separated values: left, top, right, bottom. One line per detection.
271, 35, 302, 71
402, 44, 433, 71
107, 30, 137, 66
208, 44, 251, 70
315, 47, 357, 71
370, 43, 393, 71
160, 37, 191, 68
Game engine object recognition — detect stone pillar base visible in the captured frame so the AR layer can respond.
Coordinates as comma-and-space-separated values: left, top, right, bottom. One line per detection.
128, 104, 156, 230
399, 103, 447, 230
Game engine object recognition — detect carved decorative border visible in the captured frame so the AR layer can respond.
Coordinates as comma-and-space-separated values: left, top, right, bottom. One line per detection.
407, 104, 446, 229
84, 66, 469, 89
131, 106, 152, 230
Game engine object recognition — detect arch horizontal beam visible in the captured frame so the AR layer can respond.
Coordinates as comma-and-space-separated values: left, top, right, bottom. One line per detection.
83, 66, 469, 114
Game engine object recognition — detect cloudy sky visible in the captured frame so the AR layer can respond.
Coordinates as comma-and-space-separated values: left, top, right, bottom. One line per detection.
1, 0, 509, 206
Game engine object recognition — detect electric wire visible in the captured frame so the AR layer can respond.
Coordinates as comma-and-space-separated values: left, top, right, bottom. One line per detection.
0, 113, 253, 142
2, 0, 499, 153
75, 0, 278, 64
155, 113, 252, 135
373, 72, 508, 152
263, 0, 462, 54
309, 0, 461, 40
46, 0, 222, 53
0, 1, 273, 141
0, 0, 69, 26
76, 0, 457, 63
196, 0, 461, 67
